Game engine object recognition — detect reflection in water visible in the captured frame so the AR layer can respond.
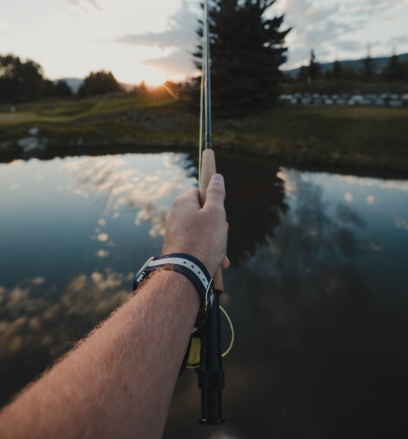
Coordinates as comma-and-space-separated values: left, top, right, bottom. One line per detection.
0, 271, 132, 406
64, 154, 195, 238
186, 153, 288, 265
165, 168, 408, 439
1, 153, 408, 439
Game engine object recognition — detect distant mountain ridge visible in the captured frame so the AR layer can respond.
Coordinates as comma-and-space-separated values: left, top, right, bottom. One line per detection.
53, 78, 83, 93
283, 53, 408, 78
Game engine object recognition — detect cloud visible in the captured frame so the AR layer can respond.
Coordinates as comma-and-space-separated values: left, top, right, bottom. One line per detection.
395, 217, 408, 231
63, 153, 195, 237
115, 1, 198, 76
280, 0, 408, 67
390, 35, 408, 46
335, 40, 364, 52
0, 271, 132, 359
142, 49, 195, 76
278, 0, 339, 23
68, 0, 102, 11
337, 175, 408, 192
116, 2, 197, 50
351, 0, 405, 14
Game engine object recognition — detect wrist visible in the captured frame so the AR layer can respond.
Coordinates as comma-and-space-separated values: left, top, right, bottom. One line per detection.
142, 269, 200, 313
133, 252, 216, 332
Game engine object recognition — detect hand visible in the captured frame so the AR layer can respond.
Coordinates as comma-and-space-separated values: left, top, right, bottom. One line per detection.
162, 174, 230, 277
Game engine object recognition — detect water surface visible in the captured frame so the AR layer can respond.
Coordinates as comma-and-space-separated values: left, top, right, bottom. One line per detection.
1, 151, 408, 439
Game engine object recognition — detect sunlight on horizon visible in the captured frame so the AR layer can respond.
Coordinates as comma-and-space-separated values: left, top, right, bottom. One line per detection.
119, 65, 167, 86
142, 67, 167, 86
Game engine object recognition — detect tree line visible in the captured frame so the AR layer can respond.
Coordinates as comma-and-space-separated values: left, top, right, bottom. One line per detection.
293, 50, 408, 83
0, 54, 124, 104
0, 55, 72, 103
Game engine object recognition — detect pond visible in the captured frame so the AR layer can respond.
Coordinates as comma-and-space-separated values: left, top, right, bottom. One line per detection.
1, 150, 408, 439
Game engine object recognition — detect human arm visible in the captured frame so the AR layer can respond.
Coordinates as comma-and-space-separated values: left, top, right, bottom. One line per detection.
0, 174, 229, 439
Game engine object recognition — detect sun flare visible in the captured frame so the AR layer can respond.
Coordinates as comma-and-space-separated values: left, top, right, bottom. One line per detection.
143, 67, 167, 87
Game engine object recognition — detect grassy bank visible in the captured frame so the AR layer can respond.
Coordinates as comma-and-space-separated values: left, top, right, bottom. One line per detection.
1, 93, 408, 173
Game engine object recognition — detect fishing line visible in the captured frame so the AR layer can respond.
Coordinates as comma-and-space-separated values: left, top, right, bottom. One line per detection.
198, 35, 205, 184
186, 306, 235, 369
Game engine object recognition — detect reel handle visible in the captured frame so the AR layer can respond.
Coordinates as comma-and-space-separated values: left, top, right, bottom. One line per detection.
199, 149, 224, 293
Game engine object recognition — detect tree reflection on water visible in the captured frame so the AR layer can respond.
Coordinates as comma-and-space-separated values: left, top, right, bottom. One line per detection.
166, 169, 408, 439
187, 153, 288, 266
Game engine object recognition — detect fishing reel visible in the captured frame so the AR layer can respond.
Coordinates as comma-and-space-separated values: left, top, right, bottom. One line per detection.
179, 285, 226, 425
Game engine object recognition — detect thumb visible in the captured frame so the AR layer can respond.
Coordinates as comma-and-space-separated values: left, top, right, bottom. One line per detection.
205, 174, 226, 209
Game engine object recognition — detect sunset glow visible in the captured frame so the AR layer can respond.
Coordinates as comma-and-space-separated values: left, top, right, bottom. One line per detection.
142, 67, 167, 87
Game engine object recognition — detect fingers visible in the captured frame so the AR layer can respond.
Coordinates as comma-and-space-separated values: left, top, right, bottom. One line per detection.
173, 188, 200, 209
204, 174, 225, 210
221, 255, 230, 269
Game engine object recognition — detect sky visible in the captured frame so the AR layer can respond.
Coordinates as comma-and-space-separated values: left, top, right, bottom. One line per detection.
0, 0, 407, 84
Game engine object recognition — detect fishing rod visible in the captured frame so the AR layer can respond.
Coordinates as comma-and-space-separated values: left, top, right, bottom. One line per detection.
197, 0, 225, 425
133, 0, 228, 425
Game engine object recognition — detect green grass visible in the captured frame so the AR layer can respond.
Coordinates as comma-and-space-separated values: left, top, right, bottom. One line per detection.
1, 93, 408, 173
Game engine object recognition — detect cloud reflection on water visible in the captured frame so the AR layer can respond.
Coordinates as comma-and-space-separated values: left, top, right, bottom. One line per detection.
63, 154, 195, 238
0, 270, 133, 404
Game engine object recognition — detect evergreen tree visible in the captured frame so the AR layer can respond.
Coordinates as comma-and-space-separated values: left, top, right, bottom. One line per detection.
194, 0, 290, 114
382, 53, 403, 82
43, 79, 56, 98
297, 65, 308, 82
307, 49, 320, 82
0, 54, 46, 103
55, 80, 73, 97
332, 60, 342, 80
402, 61, 408, 81
78, 71, 120, 98
361, 46, 375, 82
338, 65, 359, 81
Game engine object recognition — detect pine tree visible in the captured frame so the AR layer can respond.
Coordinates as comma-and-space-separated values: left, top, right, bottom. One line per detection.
307, 50, 320, 82
194, 0, 290, 114
0, 55, 46, 103
382, 53, 403, 82
55, 80, 73, 97
332, 60, 342, 80
78, 71, 120, 98
297, 65, 308, 82
361, 46, 375, 82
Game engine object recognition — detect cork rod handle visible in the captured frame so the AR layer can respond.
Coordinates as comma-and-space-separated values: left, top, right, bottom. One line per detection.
199, 149, 224, 293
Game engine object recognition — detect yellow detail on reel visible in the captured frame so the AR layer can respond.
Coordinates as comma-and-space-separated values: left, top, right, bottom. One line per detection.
186, 306, 235, 369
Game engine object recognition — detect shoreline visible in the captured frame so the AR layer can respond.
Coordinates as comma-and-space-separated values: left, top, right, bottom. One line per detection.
1, 98, 408, 177
2, 142, 408, 181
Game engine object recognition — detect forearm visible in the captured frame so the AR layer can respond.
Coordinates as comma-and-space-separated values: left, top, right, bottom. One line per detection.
0, 270, 199, 439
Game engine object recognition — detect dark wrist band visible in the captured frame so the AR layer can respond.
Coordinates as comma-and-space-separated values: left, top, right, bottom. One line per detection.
133, 253, 214, 330
143, 253, 211, 303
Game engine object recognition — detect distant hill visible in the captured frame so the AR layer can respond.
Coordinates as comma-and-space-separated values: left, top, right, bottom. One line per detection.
283, 53, 408, 78
53, 78, 83, 93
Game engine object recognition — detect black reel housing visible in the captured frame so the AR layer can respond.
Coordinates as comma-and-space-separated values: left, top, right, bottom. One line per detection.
198, 291, 225, 425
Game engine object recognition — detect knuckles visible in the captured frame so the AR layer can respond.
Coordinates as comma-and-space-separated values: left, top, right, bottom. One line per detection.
207, 186, 225, 198
172, 196, 184, 208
